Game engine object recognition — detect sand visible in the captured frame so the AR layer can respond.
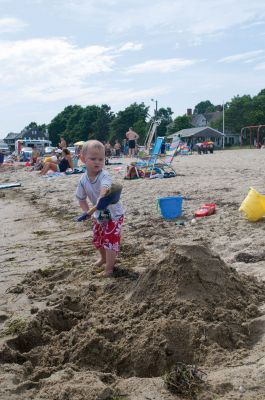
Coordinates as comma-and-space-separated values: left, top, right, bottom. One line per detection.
1, 149, 265, 399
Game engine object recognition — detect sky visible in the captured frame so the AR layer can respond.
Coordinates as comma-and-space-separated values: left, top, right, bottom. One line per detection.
1, 0, 265, 139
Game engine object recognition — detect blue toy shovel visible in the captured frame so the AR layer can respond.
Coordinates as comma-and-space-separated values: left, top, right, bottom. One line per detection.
75, 183, 122, 222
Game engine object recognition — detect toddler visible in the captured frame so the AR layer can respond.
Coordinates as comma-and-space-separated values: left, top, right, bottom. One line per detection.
76, 140, 124, 276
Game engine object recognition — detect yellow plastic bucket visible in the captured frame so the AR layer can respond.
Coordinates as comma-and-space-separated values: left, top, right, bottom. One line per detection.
239, 187, 265, 222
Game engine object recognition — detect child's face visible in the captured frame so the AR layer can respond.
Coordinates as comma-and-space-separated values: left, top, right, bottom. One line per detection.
83, 147, 105, 174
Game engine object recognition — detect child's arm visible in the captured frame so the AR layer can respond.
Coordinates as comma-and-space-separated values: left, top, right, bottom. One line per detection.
75, 199, 91, 222
79, 199, 90, 213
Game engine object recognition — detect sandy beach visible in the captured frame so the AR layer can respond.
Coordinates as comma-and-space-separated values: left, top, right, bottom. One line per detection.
1, 149, 265, 399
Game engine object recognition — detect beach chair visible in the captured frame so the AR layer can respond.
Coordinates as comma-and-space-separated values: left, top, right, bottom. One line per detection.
131, 136, 164, 177
154, 142, 178, 176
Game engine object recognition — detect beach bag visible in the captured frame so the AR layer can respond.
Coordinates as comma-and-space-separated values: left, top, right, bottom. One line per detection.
124, 165, 140, 180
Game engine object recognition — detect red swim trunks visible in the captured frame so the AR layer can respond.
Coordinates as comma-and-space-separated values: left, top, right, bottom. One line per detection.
92, 216, 124, 252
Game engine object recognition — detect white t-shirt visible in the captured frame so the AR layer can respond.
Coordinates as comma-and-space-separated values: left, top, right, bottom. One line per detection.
75, 169, 124, 220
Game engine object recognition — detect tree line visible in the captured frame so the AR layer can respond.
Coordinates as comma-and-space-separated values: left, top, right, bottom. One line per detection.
25, 88, 265, 146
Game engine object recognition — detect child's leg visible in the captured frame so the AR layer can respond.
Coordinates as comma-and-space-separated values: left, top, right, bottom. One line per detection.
105, 249, 117, 275
95, 247, 106, 266
92, 220, 106, 266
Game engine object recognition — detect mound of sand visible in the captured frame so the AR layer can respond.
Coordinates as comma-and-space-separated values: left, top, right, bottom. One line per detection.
130, 244, 263, 307
1, 244, 264, 394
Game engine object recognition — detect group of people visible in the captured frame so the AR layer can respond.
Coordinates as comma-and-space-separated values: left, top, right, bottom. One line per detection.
29, 127, 140, 177
28, 136, 74, 175
38, 148, 73, 175
104, 127, 140, 159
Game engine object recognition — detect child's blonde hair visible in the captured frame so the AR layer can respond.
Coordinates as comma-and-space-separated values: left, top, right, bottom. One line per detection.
81, 140, 105, 158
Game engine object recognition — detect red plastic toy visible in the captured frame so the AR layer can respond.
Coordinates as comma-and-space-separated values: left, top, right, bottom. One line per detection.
194, 203, 216, 218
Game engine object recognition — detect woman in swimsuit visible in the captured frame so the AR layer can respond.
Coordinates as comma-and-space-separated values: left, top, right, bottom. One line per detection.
39, 148, 73, 176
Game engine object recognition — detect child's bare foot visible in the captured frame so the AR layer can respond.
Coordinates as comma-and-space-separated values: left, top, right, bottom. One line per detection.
96, 270, 113, 278
105, 267, 114, 277
95, 258, 106, 267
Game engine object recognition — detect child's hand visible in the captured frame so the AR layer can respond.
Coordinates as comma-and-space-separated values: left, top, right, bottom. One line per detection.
87, 206, 97, 217
74, 212, 90, 222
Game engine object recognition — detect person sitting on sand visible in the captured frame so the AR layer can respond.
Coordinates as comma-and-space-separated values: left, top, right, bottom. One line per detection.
39, 148, 73, 175
76, 140, 124, 277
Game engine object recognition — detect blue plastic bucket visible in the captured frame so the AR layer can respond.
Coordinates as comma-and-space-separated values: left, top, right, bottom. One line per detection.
158, 196, 183, 219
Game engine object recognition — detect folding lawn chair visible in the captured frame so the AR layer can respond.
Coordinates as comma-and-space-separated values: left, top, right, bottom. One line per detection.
154, 142, 178, 177
131, 136, 164, 177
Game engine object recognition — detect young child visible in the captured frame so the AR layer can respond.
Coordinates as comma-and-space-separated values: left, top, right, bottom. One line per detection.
76, 140, 124, 276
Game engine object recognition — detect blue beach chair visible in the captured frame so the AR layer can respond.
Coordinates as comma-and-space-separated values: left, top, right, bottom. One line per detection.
153, 140, 179, 177
131, 136, 164, 177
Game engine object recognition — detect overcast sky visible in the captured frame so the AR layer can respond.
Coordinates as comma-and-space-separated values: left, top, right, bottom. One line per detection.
1, 0, 265, 138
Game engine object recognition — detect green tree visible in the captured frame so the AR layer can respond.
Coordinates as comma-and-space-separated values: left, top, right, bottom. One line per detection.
48, 105, 78, 145
91, 104, 114, 142
194, 100, 215, 114
167, 115, 193, 136
224, 95, 253, 133
48, 104, 114, 145
210, 116, 223, 132
249, 90, 265, 125
156, 107, 174, 136
65, 105, 85, 143
110, 102, 149, 143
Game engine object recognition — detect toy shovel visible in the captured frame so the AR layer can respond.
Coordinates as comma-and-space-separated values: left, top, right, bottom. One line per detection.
75, 183, 122, 222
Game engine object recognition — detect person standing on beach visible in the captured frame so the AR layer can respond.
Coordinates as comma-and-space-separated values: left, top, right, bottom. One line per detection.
114, 139, 121, 157
76, 140, 124, 276
126, 127, 139, 157
122, 139, 129, 156
0, 150, 4, 167
105, 141, 112, 158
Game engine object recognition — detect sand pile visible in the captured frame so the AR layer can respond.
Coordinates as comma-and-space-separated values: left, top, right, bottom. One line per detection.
1, 244, 264, 396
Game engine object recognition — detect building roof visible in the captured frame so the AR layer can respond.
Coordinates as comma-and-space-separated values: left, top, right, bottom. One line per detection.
5, 132, 21, 140
21, 129, 48, 139
5, 129, 48, 141
191, 114, 206, 126
191, 111, 223, 127
168, 127, 224, 139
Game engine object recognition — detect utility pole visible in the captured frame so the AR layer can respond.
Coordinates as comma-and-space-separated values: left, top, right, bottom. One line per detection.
151, 98, 158, 140
222, 101, 225, 149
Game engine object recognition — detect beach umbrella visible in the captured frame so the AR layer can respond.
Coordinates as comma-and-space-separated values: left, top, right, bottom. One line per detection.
74, 141, 85, 146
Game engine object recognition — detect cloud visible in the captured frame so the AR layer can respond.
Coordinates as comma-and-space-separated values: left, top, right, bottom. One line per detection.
0, 17, 28, 33
124, 58, 199, 74
73, 85, 170, 108
118, 42, 143, 52
0, 37, 167, 108
0, 38, 116, 102
255, 62, 265, 70
218, 50, 264, 63
56, 0, 265, 40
